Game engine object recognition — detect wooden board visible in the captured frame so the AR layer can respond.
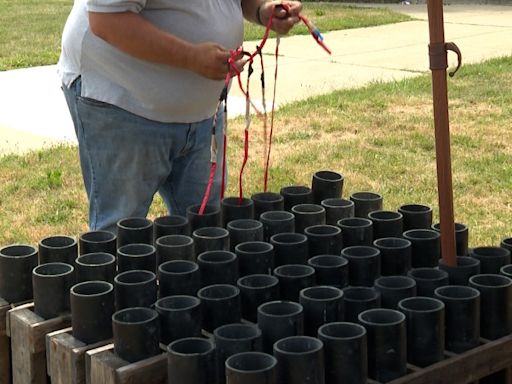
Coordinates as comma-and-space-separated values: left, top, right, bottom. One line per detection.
383, 336, 512, 384
0, 298, 11, 384
46, 327, 111, 384
83, 335, 512, 384
86, 344, 167, 384
9, 303, 70, 384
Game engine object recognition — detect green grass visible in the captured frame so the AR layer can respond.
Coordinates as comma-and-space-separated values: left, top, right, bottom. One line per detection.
0, 0, 72, 70
0, 2, 412, 71
224, 56, 512, 248
1, 56, 511, 248
244, 4, 412, 41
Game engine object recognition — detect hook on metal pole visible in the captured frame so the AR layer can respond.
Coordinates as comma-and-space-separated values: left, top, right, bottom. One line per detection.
446, 42, 462, 77
428, 41, 462, 77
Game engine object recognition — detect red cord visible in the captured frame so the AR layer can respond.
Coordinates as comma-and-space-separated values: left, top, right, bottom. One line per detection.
199, 4, 331, 213
199, 100, 222, 215
239, 129, 249, 203
199, 162, 217, 215
263, 36, 280, 192
257, 47, 268, 188
238, 57, 254, 204
227, 8, 274, 117
221, 133, 227, 199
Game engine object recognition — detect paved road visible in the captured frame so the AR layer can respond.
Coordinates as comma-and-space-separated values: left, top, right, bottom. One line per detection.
0, 4, 511, 155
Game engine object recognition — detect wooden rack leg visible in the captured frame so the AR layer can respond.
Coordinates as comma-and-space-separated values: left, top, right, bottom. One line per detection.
46, 327, 111, 384
9, 303, 70, 384
86, 344, 167, 384
0, 299, 11, 384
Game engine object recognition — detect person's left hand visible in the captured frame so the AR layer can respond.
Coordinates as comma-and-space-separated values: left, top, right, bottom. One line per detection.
258, 1, 302, 35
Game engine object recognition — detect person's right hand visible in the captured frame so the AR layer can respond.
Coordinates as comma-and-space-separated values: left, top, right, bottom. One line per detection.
188, 42, 248, 81
259, 1, 302, 35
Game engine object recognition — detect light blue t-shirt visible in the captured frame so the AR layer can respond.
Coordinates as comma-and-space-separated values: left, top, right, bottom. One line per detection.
58, 0, 244, 123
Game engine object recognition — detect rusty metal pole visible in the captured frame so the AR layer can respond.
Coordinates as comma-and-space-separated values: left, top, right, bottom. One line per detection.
427, 0, 461, 267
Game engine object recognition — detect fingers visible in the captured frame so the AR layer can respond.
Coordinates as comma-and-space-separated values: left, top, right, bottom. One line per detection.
212, 50, 249, 80
263, 1, 302, 35
271, 17, 300, 35
284, 1, 303, 15
229, 48, 244, 63
213, 48, 231, 80
274, 1, 302, 18
230, 56, 249, 76
190, 42, 231, 80
273, 6, 288, 20
212, 45, 249, 80
190, 44, 250, 80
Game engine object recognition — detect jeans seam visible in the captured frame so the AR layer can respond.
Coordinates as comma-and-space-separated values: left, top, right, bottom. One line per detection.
73, 79, 99, 229
168, 180, 181, 215
179, 124, 196, 156
162, 175, 182, 216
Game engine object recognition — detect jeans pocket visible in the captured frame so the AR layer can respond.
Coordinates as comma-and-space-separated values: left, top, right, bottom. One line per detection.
77, 96, 111, 109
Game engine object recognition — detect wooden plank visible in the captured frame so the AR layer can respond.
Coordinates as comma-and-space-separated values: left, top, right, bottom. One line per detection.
0, 299, 11, 384
85, 344, 118, 384
87, 344, 167, 384
478, 369, 509, 384
9, 304, 71, 384
5, 302, 34, 338
0, 334, 10, 384
46, 328, 111, 384
46, 328, 71, 378
387, 334, 512, 384
116, 353, 167, 384
0, 298, 8, 334
407, 364, 421, 373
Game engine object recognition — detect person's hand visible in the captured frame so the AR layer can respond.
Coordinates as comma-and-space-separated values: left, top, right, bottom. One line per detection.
188, 43, 248, 81
258, 1, 302, 35
188, 42, 230, 80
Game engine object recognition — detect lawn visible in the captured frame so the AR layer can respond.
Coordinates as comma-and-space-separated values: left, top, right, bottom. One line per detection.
0, 1, 412, 70
244, 4, 412, 41
0, 0, 71, 70
0, 56, 511, 248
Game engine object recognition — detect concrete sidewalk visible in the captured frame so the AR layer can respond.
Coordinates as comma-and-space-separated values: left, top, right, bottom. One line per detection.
0, 4, 511, 155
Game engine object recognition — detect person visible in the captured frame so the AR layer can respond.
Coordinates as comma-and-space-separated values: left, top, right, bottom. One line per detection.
58, 0, 302, 234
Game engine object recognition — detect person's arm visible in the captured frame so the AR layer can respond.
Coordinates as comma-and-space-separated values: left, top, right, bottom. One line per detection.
88, 11, 231, 80
241, 0, 302, 34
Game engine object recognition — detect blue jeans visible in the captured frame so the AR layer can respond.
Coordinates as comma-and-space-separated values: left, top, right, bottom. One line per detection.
62, 77, 224, 233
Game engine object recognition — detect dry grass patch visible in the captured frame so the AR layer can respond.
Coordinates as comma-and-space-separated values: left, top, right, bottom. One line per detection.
225, 57, 512, 246
0, 56, 511, 248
